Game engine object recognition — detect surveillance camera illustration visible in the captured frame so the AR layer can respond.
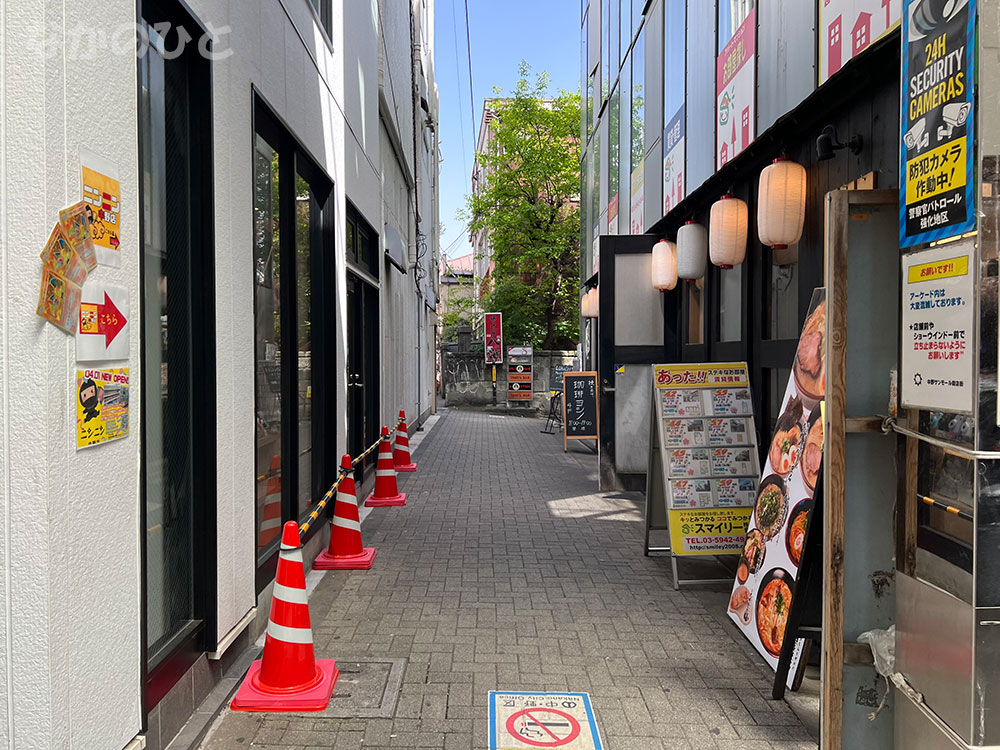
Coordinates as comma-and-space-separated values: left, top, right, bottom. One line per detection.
908, 0, 970, 41
904, 118, 929, 152
937, 102, 971, 142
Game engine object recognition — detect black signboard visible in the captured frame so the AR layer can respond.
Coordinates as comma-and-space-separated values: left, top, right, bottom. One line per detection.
562, 372, 598, 450
550, 363, 576, 392
899, 0, 976, 247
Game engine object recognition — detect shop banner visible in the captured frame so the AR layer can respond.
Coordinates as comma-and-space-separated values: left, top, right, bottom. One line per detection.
716, 8, 756, 169
728, 289, 826, 682
609, 194, 618, 235
668, 507, 753, 556
630, 161, 645, 235
819, 0, 901, 85
485, 312, 503, 364
654, 362, 750, 389
76, 368, 130, 449
901, 240, 975, 413
663, 107, 686, 216
899, 0, 976, 248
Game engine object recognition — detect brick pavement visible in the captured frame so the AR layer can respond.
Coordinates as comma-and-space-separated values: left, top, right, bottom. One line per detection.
203, 408, 817, 750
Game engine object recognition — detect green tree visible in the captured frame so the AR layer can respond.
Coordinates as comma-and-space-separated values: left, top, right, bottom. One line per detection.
464, 63, 581, 350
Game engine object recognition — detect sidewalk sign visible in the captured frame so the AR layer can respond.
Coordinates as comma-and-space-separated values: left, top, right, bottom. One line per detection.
507, 346, 534, 405
726, 289, 827, 692
644, 362, 759, 589
562, 372, 598, 451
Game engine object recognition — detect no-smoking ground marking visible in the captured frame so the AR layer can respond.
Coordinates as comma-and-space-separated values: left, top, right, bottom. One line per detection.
489, 692, 603, 750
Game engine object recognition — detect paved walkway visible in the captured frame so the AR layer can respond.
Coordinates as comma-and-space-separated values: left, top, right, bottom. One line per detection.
203, 409, 816, 750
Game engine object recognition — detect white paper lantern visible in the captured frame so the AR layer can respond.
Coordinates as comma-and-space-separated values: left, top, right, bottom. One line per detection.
651, 239, 678, 291
589, 287, 599, 317
758, 158, 806, 248
676, 222, 708, 281
580, 292, 590, 318
581, 287, 599, 318
709, 195, 748, 268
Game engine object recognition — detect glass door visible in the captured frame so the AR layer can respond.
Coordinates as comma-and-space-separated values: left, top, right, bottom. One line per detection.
139, 4, 216, 706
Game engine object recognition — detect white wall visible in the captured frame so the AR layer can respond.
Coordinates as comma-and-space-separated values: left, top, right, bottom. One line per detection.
2, 1, 142, 748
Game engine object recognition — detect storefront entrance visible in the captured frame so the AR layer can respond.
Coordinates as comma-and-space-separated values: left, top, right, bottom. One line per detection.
347, 270, 380, 482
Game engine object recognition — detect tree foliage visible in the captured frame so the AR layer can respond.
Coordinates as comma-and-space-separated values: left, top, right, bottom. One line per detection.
464, 63, 581, 350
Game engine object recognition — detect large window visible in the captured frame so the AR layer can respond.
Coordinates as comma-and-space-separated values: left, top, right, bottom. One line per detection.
253, 94, 335, 587
608, 83, 619, 233
307, 0, 332, 38
618, 59, 631, 230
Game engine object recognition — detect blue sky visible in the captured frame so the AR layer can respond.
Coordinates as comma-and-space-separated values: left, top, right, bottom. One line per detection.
435, 0, 581, 261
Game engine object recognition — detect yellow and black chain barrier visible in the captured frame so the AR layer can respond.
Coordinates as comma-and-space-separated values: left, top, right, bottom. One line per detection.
299, 418, 403, 537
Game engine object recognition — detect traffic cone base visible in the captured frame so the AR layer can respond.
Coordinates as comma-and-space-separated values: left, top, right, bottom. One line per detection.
314, 546, 377, 570
394, 460, 417, 473
364, 491, 406, 507
231, 658, 339, 712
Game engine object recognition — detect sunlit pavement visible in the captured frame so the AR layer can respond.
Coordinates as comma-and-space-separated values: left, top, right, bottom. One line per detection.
202, 408, 815, 749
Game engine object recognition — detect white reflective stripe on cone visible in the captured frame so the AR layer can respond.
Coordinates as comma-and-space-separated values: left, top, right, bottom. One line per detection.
376, 469, 395, 477
339, 492, 358, 507
273, 581, 309, 605
259, 517, 282, 531
333, 515, 362, 532
279, 548, 305, 565
266, 620, 313, 645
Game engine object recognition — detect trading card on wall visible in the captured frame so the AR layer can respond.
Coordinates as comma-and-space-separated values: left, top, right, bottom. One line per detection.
36, 267, 82, 333
40, 223, 88, 286
59, 200, 98, 270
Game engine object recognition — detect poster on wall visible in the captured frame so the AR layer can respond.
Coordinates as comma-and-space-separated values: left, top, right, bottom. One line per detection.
819, 0, 902, 85
663, 107, 686, 215
899, 0, 976, 248
728, 289, 826, 686
716, 7, 756, 169
80, 149, 122, 267
485, 312, 503, 364
901, 241, 975, 413
76, 368, 130, 449
630, 161, 645, 235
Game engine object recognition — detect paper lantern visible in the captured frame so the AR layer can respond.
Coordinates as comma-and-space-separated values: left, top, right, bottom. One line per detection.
758, 158, 806, 248
709, 195, 748, 269
588, 287, 599, 317
581, 291, 591, 318
581, 287, 599, 318
651, 240, 678, 291
676, 221, 708, 281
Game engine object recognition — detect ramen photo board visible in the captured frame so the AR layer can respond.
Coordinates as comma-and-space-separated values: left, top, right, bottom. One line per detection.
727, 289, 825, 686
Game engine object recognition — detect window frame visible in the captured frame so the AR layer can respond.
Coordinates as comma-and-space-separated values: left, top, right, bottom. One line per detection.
252, 90, 337, 592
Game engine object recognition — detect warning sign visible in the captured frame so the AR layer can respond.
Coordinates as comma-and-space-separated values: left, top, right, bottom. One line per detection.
489, 692, 602, 750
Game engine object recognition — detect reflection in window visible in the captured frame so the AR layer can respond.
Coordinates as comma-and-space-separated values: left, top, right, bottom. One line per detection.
719, 0, 754, 51
619, 0, 629, 65
663, 0, 685, 122
767, 246, 799, 340
631, 30, 644, 174
719, 265, 742, 341
253, 137, 282, 558
295, 175, 313, 520
687, 282, 704, 344
618, 59, 631, 229
609, 84, 619, 232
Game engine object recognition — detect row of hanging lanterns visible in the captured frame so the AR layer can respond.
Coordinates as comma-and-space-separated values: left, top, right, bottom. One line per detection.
650, 158, 807, 289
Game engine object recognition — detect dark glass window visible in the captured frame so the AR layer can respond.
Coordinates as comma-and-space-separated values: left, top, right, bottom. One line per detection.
346, 204, 379, 278
252, 95, 335, 586
307, 0, 332, 37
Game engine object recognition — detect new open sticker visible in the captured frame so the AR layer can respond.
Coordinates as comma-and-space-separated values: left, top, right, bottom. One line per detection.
489, 692, 602, 750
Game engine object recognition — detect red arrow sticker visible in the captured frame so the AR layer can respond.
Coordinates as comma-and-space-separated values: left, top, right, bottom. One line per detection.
79, 291, 127, 347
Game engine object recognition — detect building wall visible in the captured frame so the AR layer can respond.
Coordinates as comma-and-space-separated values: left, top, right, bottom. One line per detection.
2, 1, 142, 748
1, 0, 438, 747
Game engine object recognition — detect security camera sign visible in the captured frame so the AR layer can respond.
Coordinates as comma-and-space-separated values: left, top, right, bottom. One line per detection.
899, 0, 977, 248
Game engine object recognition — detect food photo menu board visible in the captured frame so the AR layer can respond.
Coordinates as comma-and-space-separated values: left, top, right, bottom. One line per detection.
652, 362, 761, 557
727, 290, 826, 686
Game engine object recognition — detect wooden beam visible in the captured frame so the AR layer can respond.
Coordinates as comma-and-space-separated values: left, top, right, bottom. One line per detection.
822, 189, 849, 750
845, 417, 885, 433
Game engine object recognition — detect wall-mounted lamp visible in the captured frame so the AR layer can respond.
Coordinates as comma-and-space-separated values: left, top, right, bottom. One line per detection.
758, 158, 806, 249
816, 125, 863, 162
709, 195, 748, 269
651, 239, 678, 291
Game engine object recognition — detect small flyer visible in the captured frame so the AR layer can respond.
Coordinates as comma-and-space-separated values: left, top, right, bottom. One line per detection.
708, 417, 750, 445
711, 447, 756, 477
80, 148, 122, 267
668, 448, 712, 478
665, 418, 706, 447
712, 387, 753, 415
715, 477, 757, 507
669, 478, 714, 509
662, 389, 703, 417
76, 368, 130, 449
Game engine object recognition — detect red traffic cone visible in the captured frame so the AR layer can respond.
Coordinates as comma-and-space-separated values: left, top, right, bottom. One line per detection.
231, 521, 339, 712
393, 410, 418, 472
315, 454, 377, 569
257, 455, 282, 549
364, 426, 407, 507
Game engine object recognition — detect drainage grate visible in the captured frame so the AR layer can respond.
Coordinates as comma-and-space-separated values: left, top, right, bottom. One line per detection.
295, 658, 406, 718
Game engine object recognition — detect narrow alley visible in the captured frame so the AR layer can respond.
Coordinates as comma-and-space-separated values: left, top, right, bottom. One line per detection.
202, 409, 816, 750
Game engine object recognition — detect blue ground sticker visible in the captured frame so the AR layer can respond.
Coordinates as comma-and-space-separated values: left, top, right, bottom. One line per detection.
489, 691, 602, 750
